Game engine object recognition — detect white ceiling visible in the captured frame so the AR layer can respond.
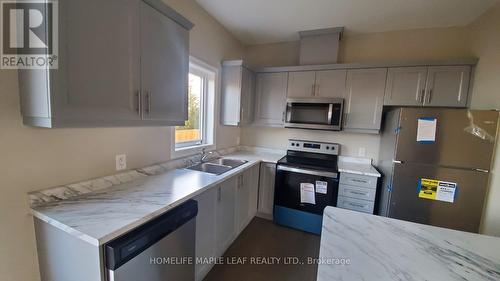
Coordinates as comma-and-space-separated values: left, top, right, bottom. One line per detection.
196, 0, 498, 45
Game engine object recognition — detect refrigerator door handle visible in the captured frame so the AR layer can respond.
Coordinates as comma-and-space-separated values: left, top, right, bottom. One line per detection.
392, 160, 403, 164
475, 168, 489, 173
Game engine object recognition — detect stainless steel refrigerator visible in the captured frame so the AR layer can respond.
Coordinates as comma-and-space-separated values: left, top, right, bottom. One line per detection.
378, 108, 499, 233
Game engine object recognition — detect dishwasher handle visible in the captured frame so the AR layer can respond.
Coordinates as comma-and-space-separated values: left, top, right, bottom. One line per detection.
105, 200, 198, 271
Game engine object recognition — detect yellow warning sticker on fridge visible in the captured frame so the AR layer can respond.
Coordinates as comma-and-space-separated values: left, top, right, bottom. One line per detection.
418, 178, 457, 203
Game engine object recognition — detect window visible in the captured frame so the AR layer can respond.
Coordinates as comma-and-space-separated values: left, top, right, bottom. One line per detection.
174, 58, 216, 152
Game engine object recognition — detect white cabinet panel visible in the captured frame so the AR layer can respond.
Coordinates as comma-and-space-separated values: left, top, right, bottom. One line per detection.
257, 163, 276, 218
424, 66, 470, 107
248, 165, 259, 220
287, 71, 316, 98
55, 0, 141, 122
193, 188, 217, 281
216, 177, 237, 255
315, 69, 347, 98
337, 196, 375, 214
236, 165, 260, 232
236, 174, 250, 233
221, 63, 255, 126
384, 67, 427, 106
344, 68, 387, 132
254, 73, 288, 127
240, 67, 256, 125
140, 1, 189, 124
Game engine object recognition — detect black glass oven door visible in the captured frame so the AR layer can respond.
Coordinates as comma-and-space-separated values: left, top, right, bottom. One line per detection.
274, 165, 339, 215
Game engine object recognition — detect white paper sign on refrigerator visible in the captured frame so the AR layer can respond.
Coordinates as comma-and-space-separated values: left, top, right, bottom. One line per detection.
416, 117, 437, 143
300, 183, 316, 204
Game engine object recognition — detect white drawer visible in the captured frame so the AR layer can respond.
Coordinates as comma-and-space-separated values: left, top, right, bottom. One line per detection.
339, 184, 376, 201
339, 173, 377, 189
337, 196, 374, 214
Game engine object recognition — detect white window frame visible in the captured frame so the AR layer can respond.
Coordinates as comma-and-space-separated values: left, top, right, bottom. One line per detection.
171, 56, 217, 159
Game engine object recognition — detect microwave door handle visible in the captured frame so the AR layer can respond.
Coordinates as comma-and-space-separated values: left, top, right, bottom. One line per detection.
327, 104, 333, 124
284, 103, 290, 123
277, 165, 338, 178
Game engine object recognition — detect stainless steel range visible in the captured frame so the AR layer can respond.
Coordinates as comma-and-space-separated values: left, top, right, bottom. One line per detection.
274, 139, 340, 234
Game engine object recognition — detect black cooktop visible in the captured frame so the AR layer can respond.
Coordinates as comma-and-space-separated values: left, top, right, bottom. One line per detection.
277, 150, 338, 172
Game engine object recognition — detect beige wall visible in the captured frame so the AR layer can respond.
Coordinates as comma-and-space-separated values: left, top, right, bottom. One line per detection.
241, 3, 500, 236
244, 41, 300, 67
244, 27, 473, 67
241, 127, 381, 161
0, 1, 243, 280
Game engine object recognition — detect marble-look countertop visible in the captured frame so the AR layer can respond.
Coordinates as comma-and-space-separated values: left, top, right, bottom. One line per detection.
31, 150, 284, 246
317, 207, 500, 281
338, 156, 381, 177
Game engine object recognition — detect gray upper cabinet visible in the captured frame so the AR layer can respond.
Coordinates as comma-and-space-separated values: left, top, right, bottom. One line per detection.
140, 0, 189, 123
384, 65, 471, 108
18, 0, 193, 128
53, 0, 141, 124
286, 70, 346, 98
253, 72, 288, 127
384, 67, 427, 106
287, 71, 316, 98
344, 68, 387, 132
314, 69, 347, 98
424, 66, 471, 107
220, 61, 255, 126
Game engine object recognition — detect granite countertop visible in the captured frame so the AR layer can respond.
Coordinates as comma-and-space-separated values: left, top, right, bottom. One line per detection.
317, 207, 500, 281
31, 150, 284, 246
338, 156, 381, 177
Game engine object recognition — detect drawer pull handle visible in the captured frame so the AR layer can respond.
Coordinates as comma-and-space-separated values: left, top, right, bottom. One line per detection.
349, 202, 366, 208
351, 179, 368, 183
350, 191, 367, 196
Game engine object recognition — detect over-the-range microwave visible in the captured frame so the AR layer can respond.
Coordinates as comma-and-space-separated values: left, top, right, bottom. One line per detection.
285, 98, 344, 131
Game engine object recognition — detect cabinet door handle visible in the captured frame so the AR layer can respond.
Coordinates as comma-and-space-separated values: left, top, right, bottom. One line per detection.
311, 84, 315, 96
427, 89, 433, 104
419, 89, 425, 104
136, 91, 142, 114
217, 187, 221, 202
145, 91, 151, 114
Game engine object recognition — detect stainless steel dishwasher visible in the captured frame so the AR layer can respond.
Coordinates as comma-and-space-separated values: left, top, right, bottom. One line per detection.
105, 200, 197, 281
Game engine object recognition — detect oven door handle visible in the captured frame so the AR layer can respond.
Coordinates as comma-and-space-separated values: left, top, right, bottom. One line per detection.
277, 165, 338, 178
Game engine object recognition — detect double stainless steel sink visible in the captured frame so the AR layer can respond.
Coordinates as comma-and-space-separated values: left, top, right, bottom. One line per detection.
187, 158, 248, 175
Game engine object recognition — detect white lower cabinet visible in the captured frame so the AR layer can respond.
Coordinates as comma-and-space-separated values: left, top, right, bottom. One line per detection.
257, 162, 276, 219
337, 172, 378, 214
194, 187, 217, 281
194, 164, 261, 281
236, 165, 260, 232
216, 177, 238, 256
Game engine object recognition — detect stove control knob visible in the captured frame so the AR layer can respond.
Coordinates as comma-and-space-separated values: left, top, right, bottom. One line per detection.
326, 146, 330, 150
291, 143, 295, 146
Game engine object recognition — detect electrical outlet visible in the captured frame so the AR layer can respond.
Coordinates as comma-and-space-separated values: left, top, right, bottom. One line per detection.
116, 154, 127, 171
358, 147, 366, 157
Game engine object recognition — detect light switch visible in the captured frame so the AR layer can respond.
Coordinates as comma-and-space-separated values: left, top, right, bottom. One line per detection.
116, 154, 127, 171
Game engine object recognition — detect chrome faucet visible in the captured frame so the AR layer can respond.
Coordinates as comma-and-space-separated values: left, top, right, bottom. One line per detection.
200, 148, 219, 163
